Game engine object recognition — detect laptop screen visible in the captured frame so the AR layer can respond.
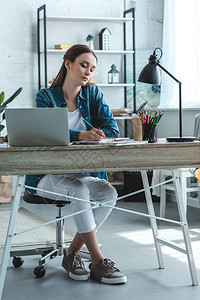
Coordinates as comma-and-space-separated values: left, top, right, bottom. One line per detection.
5, 108, 70, 147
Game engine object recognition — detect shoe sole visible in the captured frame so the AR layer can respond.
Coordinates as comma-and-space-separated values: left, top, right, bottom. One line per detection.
62, 262, 89, 281
69, 272, 89, 281
101, 276, 127, 284
90, 273, 127, 284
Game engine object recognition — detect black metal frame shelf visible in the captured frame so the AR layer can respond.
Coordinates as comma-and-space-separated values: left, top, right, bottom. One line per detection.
37, 4, 136, 118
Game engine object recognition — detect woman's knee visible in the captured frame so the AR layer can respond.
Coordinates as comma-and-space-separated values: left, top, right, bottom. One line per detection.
105, 183, 118, 199
70, 178, 90, 199
93, 181, 118, 204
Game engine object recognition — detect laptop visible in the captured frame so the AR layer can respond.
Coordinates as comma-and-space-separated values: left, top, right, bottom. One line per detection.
5, 108, 70, 147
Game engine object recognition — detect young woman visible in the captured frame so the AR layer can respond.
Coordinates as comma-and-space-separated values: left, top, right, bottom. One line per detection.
25, 44, 127, 284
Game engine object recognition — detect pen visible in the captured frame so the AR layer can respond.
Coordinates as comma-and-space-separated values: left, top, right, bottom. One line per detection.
81, 117, 94, 129
82, 117, 105, 138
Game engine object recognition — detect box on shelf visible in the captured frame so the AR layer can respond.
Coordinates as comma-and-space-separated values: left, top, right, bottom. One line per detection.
0, 175, 13, 203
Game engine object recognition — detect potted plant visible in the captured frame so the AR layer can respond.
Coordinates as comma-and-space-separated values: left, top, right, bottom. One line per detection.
0, 87, 22, 143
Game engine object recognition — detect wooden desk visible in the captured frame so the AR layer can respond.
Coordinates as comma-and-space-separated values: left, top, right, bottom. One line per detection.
0, 140, 200, 175
0, 140, 200, 297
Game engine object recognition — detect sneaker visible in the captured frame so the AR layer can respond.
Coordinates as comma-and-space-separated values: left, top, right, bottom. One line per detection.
89, 258, 127, 284
62, 249, 89, 281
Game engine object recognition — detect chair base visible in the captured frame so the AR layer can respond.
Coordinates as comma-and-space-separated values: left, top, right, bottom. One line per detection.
10, 241, 93, 277
10, 243, 97, 261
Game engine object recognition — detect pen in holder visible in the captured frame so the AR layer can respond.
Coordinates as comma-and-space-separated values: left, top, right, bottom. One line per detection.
142, 123, 157, 143
138, 110, 163, 143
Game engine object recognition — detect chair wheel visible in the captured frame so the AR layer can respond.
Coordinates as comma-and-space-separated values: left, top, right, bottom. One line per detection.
34, 266, 46, 278
13, 257, 24, 268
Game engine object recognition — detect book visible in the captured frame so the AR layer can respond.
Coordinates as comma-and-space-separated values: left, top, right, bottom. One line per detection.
89, 76, 98, 84
71, 138, 148, 146
54, 44, 72, 49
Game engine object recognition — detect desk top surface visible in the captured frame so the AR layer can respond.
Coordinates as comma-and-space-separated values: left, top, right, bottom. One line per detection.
0, 139, 200, 175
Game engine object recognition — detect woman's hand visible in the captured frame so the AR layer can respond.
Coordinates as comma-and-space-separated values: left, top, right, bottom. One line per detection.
78, 129, 106, 141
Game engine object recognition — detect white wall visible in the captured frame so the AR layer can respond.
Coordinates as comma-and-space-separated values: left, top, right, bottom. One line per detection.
0, 0, 163, 106
125, 0, 164, 49
0, 0, 123, 110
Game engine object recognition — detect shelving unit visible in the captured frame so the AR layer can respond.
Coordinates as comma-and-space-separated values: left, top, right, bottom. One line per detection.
37, 4, 136, 115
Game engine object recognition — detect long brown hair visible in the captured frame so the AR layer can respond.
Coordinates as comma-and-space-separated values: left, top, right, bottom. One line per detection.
50, 44, 98, 88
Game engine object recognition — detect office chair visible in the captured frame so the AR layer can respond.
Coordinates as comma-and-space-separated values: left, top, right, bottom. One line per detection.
10, 189, 90, 278
160, 113, 200, 217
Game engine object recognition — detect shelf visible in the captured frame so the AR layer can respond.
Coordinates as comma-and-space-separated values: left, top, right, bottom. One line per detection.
46, 49, 135, 54
46, 83, 135, 88
114, 116, 133, 120
41, 16, 134, 23
110, 181, 124, 186
97, 83, 135, 87
95, 50, 134, 54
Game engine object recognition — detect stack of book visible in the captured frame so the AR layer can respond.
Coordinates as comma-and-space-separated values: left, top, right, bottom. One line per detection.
111, 109, 133, 117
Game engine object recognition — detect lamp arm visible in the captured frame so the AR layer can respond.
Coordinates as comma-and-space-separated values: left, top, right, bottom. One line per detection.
157, 62, 181, 85
157, 62, 182, 138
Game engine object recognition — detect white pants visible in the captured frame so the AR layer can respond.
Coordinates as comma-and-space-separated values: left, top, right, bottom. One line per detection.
36, 174, 117, 234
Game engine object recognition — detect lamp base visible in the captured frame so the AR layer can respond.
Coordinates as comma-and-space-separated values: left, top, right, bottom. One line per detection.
166, 136, 196, 142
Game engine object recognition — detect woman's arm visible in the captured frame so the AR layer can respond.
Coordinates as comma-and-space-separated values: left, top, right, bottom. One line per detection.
36, 89, 55, 107
90, 86, 119, 138
78, 128, 106, 141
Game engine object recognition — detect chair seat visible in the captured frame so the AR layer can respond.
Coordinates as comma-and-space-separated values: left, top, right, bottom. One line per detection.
160, 169, 200, 217
23, 189, 71, 205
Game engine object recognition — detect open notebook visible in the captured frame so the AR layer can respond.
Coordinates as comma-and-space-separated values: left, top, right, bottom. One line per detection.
72, 138, 136, 145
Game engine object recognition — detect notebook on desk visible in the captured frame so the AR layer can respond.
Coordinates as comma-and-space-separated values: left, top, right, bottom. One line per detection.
5, 108, 70, 147
72, 138, 131, 145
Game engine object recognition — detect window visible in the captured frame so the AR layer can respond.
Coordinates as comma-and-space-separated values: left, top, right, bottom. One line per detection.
160, 0, 200, 108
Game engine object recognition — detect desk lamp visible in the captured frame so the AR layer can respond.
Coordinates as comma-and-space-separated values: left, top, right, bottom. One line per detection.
138, 47, 195, 142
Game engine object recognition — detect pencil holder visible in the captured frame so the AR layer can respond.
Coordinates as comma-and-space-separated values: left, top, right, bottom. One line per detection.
148, 124, 157, 143
132, 115, 142, 141
142, 124, 157, 143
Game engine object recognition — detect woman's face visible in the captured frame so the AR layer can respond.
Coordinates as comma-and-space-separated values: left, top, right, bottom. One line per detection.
65, 52, 96, 86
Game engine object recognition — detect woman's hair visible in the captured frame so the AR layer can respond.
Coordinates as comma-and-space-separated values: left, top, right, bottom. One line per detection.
50, 44, 98, 88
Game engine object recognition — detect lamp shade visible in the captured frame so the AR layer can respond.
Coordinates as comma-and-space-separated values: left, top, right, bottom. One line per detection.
138, 54, 161, 85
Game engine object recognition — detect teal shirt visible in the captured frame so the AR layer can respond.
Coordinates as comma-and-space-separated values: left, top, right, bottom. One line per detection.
25, 84, 119, 193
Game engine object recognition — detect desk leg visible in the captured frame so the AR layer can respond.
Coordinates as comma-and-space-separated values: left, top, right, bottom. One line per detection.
141, 170, 164, 269
0, 175, 25, 299
172, 169, 198, 286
